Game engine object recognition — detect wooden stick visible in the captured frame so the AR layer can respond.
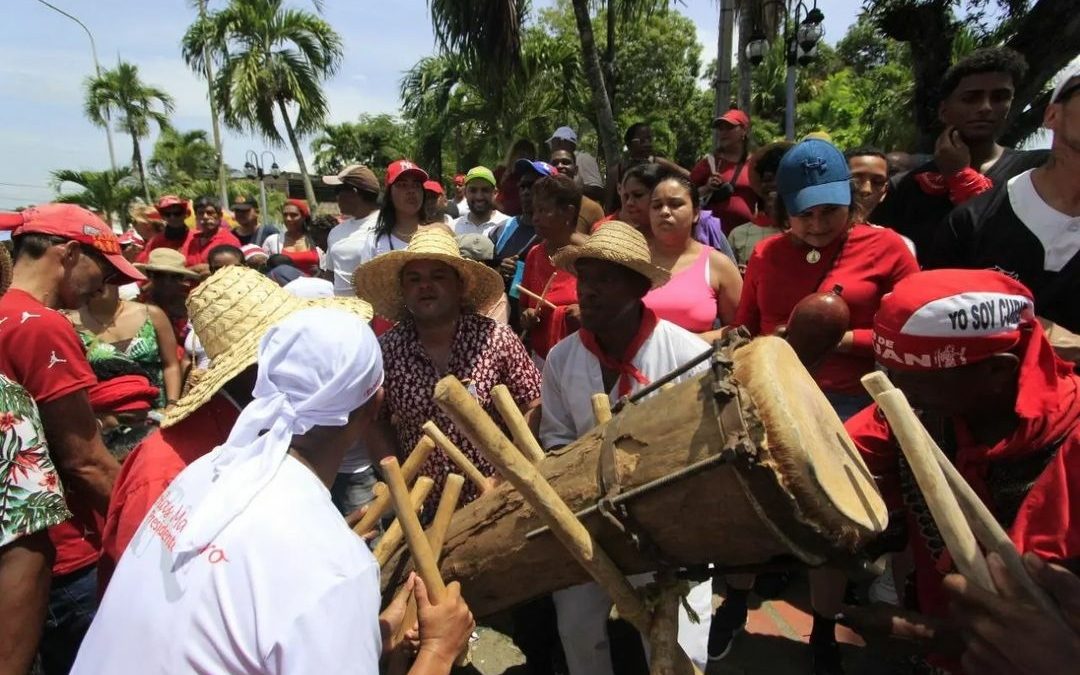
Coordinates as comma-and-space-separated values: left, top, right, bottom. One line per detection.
647, 573, 683, 675
422, 420, 491, 495
373, 476, 434, 567
433, 375, 701, 675
352, 437, 436, 536
591, 393, 612, 425
874, 388, 995, 591
514, 284, 557, 310
861, 372, 1060, 614
491, 384, 545, 464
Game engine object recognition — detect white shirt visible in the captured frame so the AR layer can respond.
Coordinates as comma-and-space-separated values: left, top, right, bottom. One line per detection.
540, 319, 710, 449
184, 330, 211, 371
322, 211, 380, 296
452, 209, 509, 237
1008, 169, 1080, 272
73, 454, 382, 674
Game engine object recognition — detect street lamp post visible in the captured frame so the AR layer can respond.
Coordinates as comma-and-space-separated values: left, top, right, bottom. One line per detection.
745, 1, 825, 141
34, 0, 118, 172
244, 150, 281, 220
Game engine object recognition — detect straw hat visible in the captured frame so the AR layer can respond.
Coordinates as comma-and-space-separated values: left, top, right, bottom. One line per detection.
352, 227, 504, 321
161, 266, 373, 427
135, 248, 201, 279
552, 221, 670, 288
0, 245, 12, 297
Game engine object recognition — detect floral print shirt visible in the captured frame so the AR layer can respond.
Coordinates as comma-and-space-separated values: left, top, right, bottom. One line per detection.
379, 313, 542, 508
0, 373, 71, 548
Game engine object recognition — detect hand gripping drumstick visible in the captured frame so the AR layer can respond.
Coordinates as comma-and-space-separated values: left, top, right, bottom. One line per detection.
353, 436, 436, 536
870, 387, 995, 591
491, 385, 545, 464
381, 458, 470, 666
861, 372, 1061, 615
422, 421, 492, 495
590, 393, 613, 424
374, 476, 435, 567
433, 375, 703, 675
513, 284, 557, 310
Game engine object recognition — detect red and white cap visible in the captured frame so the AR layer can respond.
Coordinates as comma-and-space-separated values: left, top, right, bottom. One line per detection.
241, 244, 268, 261
873, 269, 1036, 371
1, 204, 145, 284
385, 159, 429, 187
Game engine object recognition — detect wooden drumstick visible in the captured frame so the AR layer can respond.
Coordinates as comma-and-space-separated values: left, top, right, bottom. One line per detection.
422, 421, 491, 494
514, 284, 557, 310
591, 393, 612, 424
373, 476, 435, 567
861, 372, 1060, 614
433, 375, 702, 675
491, 384, 545, 464
352, 436, 436, 536
874, 388, 995, 591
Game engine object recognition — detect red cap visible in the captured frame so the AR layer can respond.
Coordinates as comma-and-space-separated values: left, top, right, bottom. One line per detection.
88, 375, 159, 414
873, 270, 1036, 371
713, 109, 750, 128
453, 174, 466, 187
385, 159, 429, 187
154, 195, 188, 213
285, 198, 310, 218
117, 230, 145, 246
5, 204, 145, 284
423, 180, 445, 195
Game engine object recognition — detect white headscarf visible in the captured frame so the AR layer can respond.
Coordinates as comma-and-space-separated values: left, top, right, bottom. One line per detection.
175, 306, 384, 558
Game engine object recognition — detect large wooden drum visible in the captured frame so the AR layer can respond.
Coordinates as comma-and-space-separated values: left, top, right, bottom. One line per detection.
380, 334, 888, 617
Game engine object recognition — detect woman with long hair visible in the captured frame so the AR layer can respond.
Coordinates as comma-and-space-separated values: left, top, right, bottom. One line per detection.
643, 172, 742, 342
263, 199, 322, 275
361, 160, 428, 259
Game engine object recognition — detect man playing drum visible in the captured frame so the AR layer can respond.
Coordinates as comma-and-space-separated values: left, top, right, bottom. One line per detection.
539, 221, 713, 674
842, 269, 1080, 672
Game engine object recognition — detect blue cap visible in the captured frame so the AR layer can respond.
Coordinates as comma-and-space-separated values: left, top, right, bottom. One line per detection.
776, 139, 851, 215
513, 159, 558, 178
547, 126, 578, 145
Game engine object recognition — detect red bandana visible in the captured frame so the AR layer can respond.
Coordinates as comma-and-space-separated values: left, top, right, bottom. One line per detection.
913, 166, 992, 205
578, 306, 660, 397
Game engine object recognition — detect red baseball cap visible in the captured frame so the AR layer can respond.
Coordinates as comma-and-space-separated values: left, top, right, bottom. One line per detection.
88, 375, 160, 414
4, 204, 145, 284
385, 159, 429, 187
423, 180, 445, 195
453, 174, 466, 187
155, 195, 189, 213
712, 109, 751, 129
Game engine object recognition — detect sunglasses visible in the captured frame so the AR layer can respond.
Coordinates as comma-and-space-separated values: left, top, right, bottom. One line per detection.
160, 209, 187, 217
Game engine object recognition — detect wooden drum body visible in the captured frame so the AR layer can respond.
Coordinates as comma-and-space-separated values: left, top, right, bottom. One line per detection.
380, 335, 887, 617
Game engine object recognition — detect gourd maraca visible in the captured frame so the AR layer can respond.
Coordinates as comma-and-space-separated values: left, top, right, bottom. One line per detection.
784, 284, 850, 369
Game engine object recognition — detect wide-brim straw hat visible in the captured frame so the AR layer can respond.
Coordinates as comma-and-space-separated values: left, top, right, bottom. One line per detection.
161, 266, 373, 428
135, 248, 201, 279
352, 226, 505, 321
0, 245, 12, 297
552, 220, 671, 289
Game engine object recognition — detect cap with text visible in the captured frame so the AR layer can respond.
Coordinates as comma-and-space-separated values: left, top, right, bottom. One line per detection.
322, 164, 380, 194
385, 160, 429, 187
513, 159, 558, 178
873, 269, 1036, 371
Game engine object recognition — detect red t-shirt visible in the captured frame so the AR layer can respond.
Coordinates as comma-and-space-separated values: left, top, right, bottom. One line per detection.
0, 289, 101, 574
181, 226, 241, 266
689, 155, 758, 233
521, 244, 579, 358
136, 230, 190, 263
98, 394, 240, 591
733, 224, 919, 395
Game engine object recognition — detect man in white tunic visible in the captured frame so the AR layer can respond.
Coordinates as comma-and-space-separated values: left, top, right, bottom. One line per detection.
541, 222, 713, 675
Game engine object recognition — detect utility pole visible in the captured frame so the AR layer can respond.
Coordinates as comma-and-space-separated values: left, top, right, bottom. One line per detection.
196, 0, 230, 208
714, 0, 736, 148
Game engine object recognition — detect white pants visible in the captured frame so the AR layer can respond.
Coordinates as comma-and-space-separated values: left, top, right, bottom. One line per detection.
552, 573, 713, 675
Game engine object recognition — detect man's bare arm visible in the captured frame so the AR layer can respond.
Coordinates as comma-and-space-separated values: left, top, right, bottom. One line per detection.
39, 390, 120, 514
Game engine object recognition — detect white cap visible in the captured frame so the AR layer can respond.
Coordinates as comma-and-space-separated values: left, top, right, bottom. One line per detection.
1050, 61, 1080, 103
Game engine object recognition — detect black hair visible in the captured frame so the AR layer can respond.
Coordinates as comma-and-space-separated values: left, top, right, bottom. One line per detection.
193, 195, 223, 214
750, 142, 794, 182
265, 254, 294, 271
653, 168, 700, 211
845, 146, 888, 163
207, 244, 244, 264
12, 233, 64, 261
621, 162, 664, 192
310, 214, 339, 231
90, 355, 153, 382
532, 174, 582, 216
375, 180, 424, 239
939, 47, 1028, 100
623, 122, 650, 147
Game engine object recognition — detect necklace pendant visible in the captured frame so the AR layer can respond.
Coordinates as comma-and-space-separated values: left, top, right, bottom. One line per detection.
806, 249, 822, 264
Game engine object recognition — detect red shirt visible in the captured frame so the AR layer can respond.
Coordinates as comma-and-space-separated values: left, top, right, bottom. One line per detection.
521, 243, 579, 359
180, 226, 241, 266
734, 224, 919, 395
98, 394, 240, 591
0, 289, 100, 574
136, 229, 190, 263
689, 155, 758, 233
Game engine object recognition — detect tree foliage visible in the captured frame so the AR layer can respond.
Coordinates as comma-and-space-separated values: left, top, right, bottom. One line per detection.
310, 115, 415, 177
51, 168, 141, 226
148, 128, 219, 185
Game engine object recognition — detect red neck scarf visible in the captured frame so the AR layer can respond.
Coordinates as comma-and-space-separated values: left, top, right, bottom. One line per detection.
578, 306, 660, 397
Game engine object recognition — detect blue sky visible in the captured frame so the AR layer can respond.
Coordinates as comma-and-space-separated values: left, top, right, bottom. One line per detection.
0, 0, 865, 208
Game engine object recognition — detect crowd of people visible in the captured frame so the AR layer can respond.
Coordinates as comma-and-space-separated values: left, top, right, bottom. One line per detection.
0, 46, 1077, 675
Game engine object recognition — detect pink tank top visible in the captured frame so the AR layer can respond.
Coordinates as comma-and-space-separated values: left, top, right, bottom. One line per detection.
643, 248, 718, 333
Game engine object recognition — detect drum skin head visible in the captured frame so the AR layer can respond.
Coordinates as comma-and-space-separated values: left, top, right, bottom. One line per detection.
733, 336, 889, 545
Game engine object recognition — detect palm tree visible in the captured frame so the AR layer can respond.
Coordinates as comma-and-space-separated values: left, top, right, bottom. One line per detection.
51, 168, 141, 227
182, 0, 343, 207
84, 61, 174, 204
148, 128, 219, 186
311, 115, 412, 176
